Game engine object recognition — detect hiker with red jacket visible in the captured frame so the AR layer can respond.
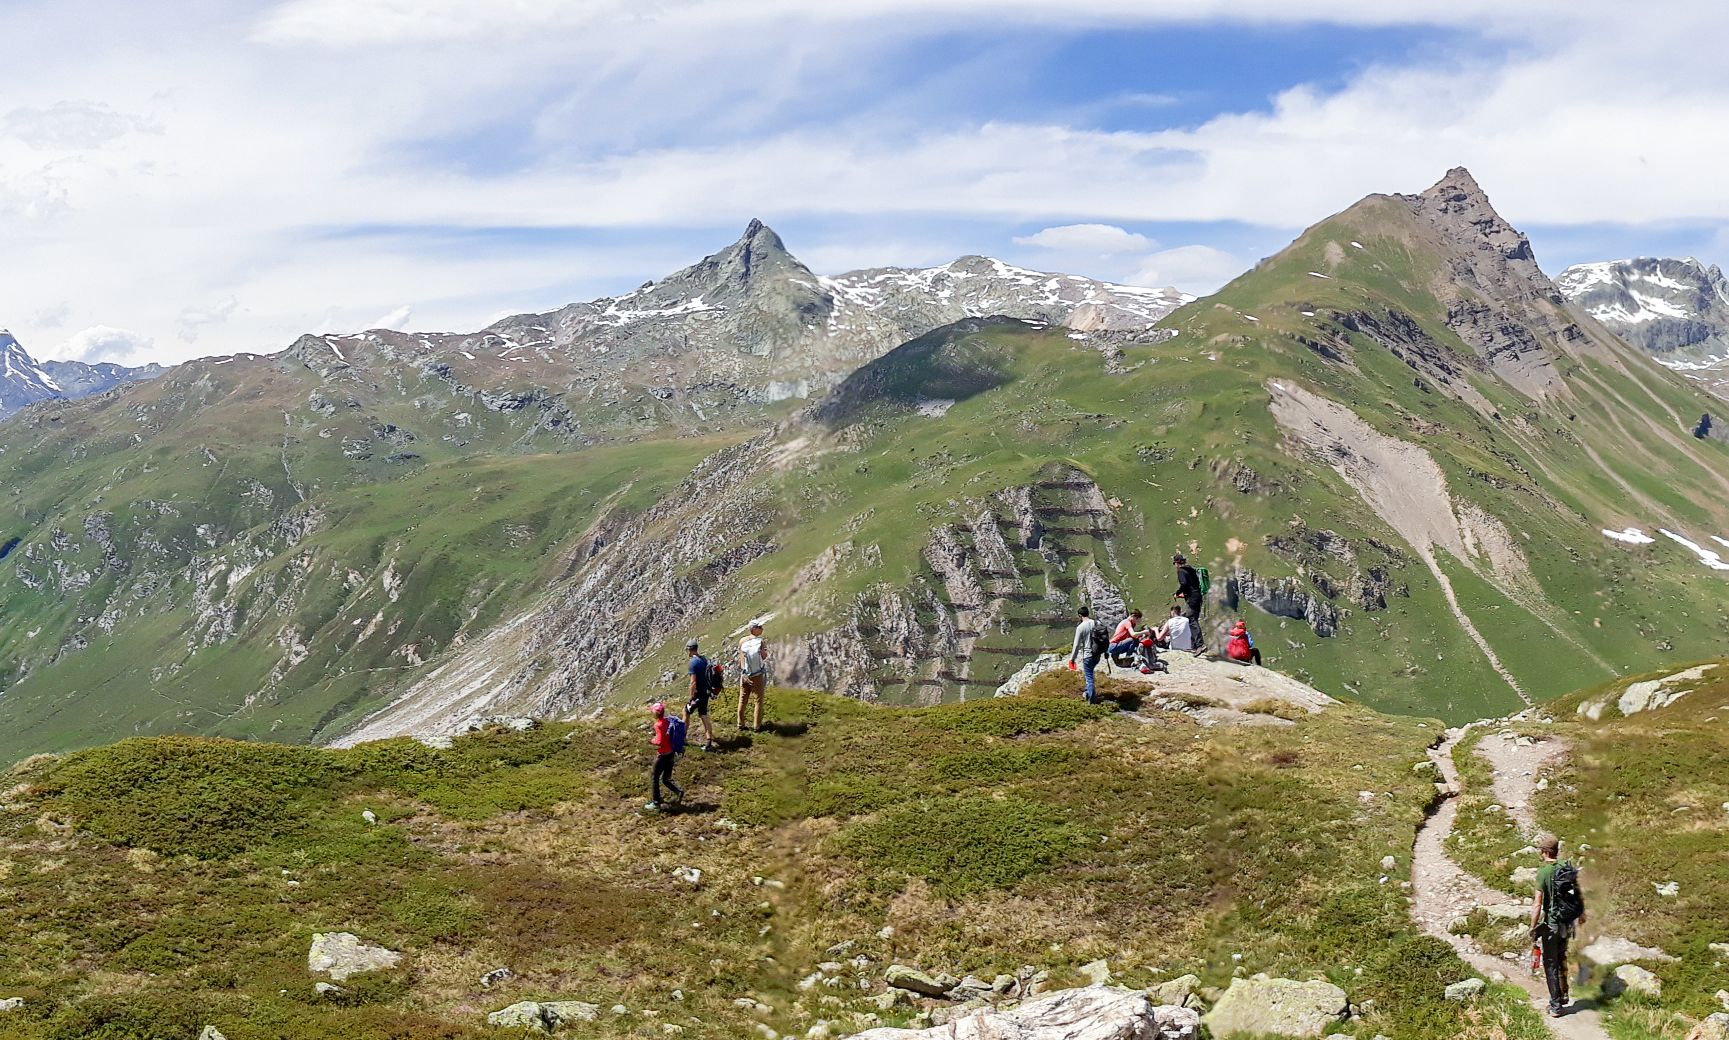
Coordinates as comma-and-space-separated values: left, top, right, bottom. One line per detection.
1226, 620, 1262, 666
646, 702, 685, 812
1172, 553, 1206, 655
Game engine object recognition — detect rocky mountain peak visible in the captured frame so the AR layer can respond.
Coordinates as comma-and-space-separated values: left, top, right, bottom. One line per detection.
1407, 166, 1535, 264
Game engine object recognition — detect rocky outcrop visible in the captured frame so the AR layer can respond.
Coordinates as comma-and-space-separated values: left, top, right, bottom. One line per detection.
1200, 977, 1349, 1039
307, 932, 400, 981
849, 986, 1199, 1040
1224, 569, 1341, 637
485, 1000, 599, 1033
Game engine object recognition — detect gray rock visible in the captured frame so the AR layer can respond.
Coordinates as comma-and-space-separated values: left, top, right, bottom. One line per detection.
481, 967, 515, 989
886, 965, 956, 997
1443, 979, 1485, 1002
849, 985, 1198, 1039
1079, 959, 1114, 987
362, 809, 378, 825
1508, 866, 1538, 887
308, 932, 401, 981
1147, 974, 1202, 1009
486, 1000, 601, 1032
1582, 937, 1677, 966
1688, 1013, 1729, 1040
870, 990, 912, 1011
1202, 977, 1349, 1039
0, 999, 22, 1012
949, 975, 995, 1002
1709, 942, 1729, 958
313, 982, 342, 997
198, 1029, 228, 1040
1654, 880, 1681, 897
1607, 965, 1662, 998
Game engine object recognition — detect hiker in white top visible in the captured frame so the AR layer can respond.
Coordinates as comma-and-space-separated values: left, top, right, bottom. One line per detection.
1066, 605, 1101, 705
1156, 606, 1195, 652
736, 618, 769, 732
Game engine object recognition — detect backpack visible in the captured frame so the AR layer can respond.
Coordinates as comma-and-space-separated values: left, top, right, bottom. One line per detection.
1548, 862, 1585, 925
1087, 621, 1110, 659
665, 716, 688, 755
1197, 566, 1211, 596
1226, 633, 1253, 662
706, 660, 725, 695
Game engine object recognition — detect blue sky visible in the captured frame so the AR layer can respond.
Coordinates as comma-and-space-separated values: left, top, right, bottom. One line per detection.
3, 0, 1728, 364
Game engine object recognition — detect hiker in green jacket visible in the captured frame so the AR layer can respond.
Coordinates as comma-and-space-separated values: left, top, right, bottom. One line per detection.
1531, 833, 1587, 1017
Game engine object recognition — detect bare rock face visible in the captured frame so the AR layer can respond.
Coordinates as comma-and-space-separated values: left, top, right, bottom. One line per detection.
1200, 977, 1349, 1039
307, 932, 400, 982
1224, 569, 1341, 637
848, 986, 1200, 1040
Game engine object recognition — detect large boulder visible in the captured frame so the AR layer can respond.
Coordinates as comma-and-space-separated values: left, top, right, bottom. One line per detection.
1582, 937, 1677, 966
849, 986, 1197, 1039
886, 965, 957, 997
1443, 979, 1485, 1003
307, 932, 401, 981
1686, 1012, 1729, 1040
1147, 975, 1202, 1009
1607, 965, 1662, 999
1201, 977, 1349, 1039
486, 1000, 600, 1032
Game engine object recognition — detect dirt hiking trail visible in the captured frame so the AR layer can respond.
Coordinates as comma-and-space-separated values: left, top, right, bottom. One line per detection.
1410, 728, 1607, 1040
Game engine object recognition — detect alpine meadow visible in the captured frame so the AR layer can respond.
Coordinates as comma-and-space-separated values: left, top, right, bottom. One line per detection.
4, 6, 1729, 1040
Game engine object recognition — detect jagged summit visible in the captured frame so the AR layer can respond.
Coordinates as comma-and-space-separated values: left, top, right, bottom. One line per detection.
0, 328, 165, 418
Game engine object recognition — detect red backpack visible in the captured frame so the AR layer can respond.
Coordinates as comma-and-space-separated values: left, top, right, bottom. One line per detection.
1226, 633, 1253, 662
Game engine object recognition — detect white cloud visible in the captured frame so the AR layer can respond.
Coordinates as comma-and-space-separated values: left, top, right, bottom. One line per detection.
1, 0, 1726, 367
177, 297, 238, 343
1127, 245, 1243, 293
1014, 223, 1152, 255
0, 101, 151, 150
61, 325, 155, 365
366, 304, 413, 331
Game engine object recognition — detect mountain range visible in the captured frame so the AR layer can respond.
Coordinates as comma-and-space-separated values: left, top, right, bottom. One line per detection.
1556, 256, 1729, 406
0, 170, 1725, 761
0, 330, 165, 418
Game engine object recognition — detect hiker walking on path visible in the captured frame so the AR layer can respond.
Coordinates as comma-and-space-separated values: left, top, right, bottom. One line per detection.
1173, 553, 1207, 654
646, 702, 685, 812
1067, 605, 1103, 704
685, 639, 717, 752
736, 618, 769, 733
1531, 833, 1587, 1018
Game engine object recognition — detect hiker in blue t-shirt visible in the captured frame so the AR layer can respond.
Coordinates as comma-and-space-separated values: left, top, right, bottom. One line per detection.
685, 639, 716, 753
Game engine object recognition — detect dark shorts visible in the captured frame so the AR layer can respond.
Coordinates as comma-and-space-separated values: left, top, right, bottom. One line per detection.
687, 693, 710, 718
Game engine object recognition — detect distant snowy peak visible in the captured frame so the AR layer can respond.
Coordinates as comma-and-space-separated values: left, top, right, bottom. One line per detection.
1557, 257, 1729, 354
0, 330, 166, 419
822, 256, 1193, 333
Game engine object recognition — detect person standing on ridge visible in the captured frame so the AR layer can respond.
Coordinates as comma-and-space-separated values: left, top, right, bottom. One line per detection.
1531, 833, 1587, 1017
685, 639, 716, 752
736, 618, 769, 733
1173, 553, 1206, 655
646, 702, 685, 812
1066, 605, 1102, 704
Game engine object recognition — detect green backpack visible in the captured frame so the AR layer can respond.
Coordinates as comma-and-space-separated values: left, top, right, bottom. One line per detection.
1197, 566, 1211, 596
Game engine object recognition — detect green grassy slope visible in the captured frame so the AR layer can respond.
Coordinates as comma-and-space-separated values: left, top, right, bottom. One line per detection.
0, 345, 725, 759
0, 684, 1546, 1040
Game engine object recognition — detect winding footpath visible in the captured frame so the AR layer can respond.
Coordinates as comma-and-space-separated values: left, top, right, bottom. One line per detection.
1409, 728, 1608, 1040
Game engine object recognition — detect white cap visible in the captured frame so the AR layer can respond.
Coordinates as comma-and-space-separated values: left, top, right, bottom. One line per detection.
748, 617, 766, 629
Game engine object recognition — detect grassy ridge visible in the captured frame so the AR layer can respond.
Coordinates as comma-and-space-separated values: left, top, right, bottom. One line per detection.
0, 683, 1546, 1039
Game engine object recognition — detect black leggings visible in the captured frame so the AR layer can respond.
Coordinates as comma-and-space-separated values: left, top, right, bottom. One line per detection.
1249, 647, 1262, 666
652, 753, 683, 803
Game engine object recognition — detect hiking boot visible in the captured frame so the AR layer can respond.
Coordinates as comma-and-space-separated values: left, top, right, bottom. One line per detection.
644, 801, 661, 812
701, 742, 716, 753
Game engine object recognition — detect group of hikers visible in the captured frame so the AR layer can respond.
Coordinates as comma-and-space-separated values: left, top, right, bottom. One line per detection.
639, 563, 1595, 1022
645, 617, 771, 811
1064, 552, 1262, 704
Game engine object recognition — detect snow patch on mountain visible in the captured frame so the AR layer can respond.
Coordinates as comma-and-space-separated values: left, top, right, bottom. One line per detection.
0, 329, 166, 419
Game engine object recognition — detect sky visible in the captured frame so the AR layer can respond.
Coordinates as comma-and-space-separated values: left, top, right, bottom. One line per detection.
4, 0, 1729, 366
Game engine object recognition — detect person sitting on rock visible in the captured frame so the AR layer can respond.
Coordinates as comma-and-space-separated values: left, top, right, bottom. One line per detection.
1154, 605, 1194, 653
1225, 620, 1262, 666
1108, 609, 1159, 673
